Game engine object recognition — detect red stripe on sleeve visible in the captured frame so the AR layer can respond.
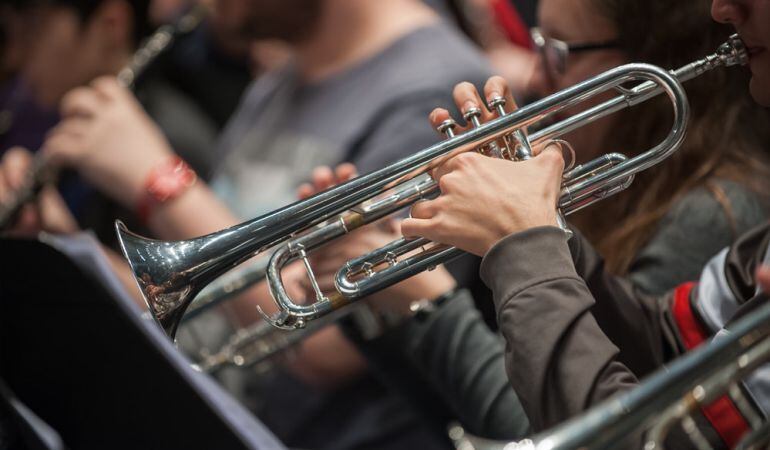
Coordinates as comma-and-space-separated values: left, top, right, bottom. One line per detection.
672, 282, 709, 349
671, 281, 749, 448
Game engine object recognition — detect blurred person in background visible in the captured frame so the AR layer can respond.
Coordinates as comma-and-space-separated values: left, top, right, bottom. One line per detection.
444, 0, 539, 97
0, 0, 251, 249
144, 0, 253, 151
148, 0, 191, 23
0, 0, 152, 155
0, 0, 495, 448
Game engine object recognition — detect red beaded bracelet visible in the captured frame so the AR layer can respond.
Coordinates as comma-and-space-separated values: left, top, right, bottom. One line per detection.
136, 156, 197, 224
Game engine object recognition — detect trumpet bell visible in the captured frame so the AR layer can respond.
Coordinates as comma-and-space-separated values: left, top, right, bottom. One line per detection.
116, 221, 200, 338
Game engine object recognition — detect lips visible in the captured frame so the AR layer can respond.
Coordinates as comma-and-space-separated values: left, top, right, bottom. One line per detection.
740, 36, 766, 57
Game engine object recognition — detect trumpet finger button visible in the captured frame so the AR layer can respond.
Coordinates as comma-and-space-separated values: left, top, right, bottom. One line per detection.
436, 118, 457, 138
488, 96, 507, 116
463, 107, 483, 128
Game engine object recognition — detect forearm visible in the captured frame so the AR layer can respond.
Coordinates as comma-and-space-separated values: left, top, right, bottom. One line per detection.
146, 183, 240, 240
481, 227, 640, 430
567, 229, 682, 376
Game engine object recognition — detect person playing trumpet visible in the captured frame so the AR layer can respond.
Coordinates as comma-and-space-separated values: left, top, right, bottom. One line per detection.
295, 0, 770, 442
361, 0, 770, 446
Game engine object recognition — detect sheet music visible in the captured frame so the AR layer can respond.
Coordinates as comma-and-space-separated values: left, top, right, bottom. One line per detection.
38, 232, 286, 450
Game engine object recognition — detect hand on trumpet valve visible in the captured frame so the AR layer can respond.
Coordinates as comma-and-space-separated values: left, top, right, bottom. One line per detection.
444, 76, 518, 133
0, 147, 78, 237
297, 164, 457, 316
401, 148, 564, 257
400, 76, 566, 257
42, 76, 175, 210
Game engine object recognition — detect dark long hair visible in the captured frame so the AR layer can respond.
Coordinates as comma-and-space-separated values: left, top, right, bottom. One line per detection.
0, 0, 151, 45
570, 0, 770, 274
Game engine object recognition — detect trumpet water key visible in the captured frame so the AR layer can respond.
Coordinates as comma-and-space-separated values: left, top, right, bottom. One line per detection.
117, 36, 747, 338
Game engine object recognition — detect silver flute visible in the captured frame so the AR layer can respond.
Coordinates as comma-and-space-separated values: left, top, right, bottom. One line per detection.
0, 5, 206, 231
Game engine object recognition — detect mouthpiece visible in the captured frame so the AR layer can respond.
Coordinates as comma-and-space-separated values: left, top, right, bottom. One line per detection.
717, 34, 749, 67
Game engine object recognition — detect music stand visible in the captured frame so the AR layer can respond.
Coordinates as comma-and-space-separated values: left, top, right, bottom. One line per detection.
0, 233, 286, 450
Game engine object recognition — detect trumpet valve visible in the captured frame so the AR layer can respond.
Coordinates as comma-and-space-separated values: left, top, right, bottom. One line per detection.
463, 107, 497, 156
488, 96, 514, 160
436, 118, 457, 138
486, 96, 534, 161
462, 107, 483, 128
488, 96, 507, 117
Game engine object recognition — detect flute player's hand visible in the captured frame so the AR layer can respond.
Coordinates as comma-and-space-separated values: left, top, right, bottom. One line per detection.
42, 77, 175, 209
0, 147, 79, 237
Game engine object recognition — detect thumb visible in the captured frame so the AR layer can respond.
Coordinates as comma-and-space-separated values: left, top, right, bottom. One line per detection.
400, 217, 433, 240
2, 147, 34, 189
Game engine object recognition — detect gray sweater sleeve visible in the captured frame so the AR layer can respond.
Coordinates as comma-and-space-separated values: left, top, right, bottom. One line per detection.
402, 290, 530, 439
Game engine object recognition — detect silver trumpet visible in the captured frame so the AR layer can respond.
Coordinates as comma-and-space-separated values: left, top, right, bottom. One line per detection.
0, 5, 206, 231
179, 261, 379, 372
448, 299, 770, 450
117, 36, 747, 338
196, 305, 361, 373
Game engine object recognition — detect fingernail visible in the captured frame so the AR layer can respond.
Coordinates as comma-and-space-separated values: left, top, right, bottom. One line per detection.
488, 91, 501, 100
463, 100, 478, 113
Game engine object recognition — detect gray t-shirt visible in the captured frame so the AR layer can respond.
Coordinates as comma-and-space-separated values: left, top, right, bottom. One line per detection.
210, 21, 492, 219
193, 21, 493, 450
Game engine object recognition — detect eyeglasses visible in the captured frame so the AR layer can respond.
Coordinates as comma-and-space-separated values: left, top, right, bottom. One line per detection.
530, 27, 620, 76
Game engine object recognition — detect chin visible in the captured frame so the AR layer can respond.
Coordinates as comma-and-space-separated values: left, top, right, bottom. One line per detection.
749, 75, 770, 107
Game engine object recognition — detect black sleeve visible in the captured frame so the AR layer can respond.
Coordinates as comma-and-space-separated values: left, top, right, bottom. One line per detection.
402, 290, 530, 439
342, 290, 530, 440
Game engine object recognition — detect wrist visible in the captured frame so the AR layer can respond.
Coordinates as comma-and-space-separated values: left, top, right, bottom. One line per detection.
386, 269, 457, 316
408, 287, 458, 322
135, 156, 197, 224
484, 211, 560, 254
